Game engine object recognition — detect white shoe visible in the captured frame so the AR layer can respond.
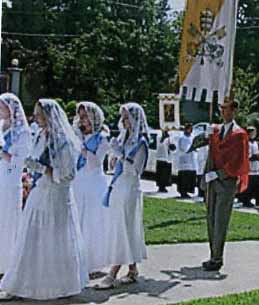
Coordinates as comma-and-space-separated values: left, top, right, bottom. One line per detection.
194, 196, 204, 203
119, 270, 139, 284
94, 275, 116, 290
233, 202, 242, 209
0, 291, 14, 300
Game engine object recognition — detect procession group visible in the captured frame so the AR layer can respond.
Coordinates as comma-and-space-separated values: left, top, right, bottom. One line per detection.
0, 93, 251, 300
156, 123, 259, 209
0, 93, 149, 300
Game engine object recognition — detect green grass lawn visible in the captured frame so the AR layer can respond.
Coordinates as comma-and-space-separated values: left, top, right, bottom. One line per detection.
169, 290, 259, 305
144, 198, 259, 244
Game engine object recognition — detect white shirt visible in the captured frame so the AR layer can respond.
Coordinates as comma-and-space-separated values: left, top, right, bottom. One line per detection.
249, 140, 259, 175
219, 120, 240, 138
221, 121, 234, 138
156, 138, 170, 162
177, 133, 197, 172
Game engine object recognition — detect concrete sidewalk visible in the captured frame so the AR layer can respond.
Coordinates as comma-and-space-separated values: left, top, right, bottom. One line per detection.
3, 241, 259, 305
86, 241, 259, 305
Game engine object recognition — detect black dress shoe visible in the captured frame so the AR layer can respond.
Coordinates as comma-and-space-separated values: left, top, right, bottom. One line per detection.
158, 188, 168, 193
202, 260, 222, 271
180, 193, 191, 199
243, 202, 254, 208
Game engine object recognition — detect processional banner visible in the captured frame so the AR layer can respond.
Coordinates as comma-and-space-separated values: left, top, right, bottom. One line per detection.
179, 0, 239, 104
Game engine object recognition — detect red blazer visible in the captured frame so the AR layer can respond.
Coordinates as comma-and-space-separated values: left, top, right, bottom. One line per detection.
210, 124, 249, 193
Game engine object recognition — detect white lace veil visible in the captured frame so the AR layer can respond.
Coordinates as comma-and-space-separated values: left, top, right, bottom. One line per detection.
118, 102, 149, 145
0, 92, 30, 143
38, 99, 81, 183
73, 101, 105, 135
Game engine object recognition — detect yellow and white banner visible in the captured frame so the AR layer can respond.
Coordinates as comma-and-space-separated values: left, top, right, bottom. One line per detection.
179, 0, 238, 104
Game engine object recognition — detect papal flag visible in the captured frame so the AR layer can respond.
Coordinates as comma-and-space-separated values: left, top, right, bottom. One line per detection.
179, 0, 239, 104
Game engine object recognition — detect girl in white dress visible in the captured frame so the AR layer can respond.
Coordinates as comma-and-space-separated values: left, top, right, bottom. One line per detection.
0, 93, 31, 275
97, 102, 149, 289
0, 99, 88, 300
73, 101, 109, 274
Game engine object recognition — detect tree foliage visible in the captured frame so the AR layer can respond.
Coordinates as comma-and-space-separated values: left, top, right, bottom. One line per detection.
2, 0, 182, 127
232, 66, 259, 126
2, 1, 259, 126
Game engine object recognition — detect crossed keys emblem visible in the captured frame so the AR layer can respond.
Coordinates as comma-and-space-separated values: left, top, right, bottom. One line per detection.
186, 8, 227, 67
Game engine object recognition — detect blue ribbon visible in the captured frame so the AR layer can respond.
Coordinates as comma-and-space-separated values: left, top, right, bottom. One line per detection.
31, 147, 51, 189
102, 136, 149, 207
2, 131, 12, 153
77, 132, 103, 171
102, 160, 123, 207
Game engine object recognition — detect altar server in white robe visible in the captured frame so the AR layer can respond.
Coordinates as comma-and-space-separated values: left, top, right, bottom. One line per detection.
0, 93, 31, 275
97, 102, 149, 289
0, 99, 88, 300
73, 101, 109, 274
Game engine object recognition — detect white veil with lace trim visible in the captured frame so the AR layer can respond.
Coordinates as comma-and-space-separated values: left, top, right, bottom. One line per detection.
118, 102, 149, 146
73, 101, 105, 137
38, 99, 81, 183
0, 92, 30, 144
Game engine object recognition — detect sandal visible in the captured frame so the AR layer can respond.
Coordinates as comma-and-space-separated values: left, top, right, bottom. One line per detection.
89, 271, 106, 280
119, 270, 139, 284
94, 275, 116, 290
0, 291, 14, 300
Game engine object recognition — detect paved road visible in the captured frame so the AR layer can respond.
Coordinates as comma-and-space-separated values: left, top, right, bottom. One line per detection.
2, 241, 259, 305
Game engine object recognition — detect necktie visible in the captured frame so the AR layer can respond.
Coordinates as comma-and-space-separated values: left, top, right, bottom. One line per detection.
219, 125, 225, 140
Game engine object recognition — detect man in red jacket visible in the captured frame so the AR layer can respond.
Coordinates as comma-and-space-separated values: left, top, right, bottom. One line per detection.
199, 97, 249, 271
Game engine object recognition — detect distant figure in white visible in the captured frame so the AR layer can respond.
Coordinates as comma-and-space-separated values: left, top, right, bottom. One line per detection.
0, 99, 88, 300
97, 102, 149, 289
177, 123, 197, 198
156, 128, 176, 193
0, 93, 31, 275
73, 101, 110, 275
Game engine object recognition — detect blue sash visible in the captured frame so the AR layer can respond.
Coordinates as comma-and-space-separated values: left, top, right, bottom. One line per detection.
31, 147, 51, 189
2, 131, 12, 153
77, 132, 103, 171
103, 136, 148, 207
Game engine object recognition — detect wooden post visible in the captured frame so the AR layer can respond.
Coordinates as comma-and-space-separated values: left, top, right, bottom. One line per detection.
205, 91, 218, 206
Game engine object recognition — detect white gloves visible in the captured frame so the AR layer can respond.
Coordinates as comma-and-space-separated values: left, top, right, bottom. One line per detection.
25, 157, 47, 174
205, 125, 214, 138
205, 171, 218, 183
110, 137, 123, 158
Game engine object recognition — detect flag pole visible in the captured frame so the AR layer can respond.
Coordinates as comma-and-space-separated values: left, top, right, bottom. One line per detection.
0, 0, 2, 72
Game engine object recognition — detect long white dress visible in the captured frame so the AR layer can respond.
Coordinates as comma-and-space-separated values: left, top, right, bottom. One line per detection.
73, 134, 109, 272
0, 130, 30, 274
0, 133, 88, 300
103, 141, 147, 266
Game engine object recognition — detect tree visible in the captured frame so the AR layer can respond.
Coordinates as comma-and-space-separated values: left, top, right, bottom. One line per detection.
232, 66, 259, 126
2, 0, 182, 127
236, 0, 259, 72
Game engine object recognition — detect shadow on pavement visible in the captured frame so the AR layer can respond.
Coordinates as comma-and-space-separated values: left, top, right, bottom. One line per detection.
161, 266, 227, 281
0, 277, 181, 305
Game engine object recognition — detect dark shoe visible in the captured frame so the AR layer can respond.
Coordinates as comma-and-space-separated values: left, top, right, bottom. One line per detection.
158, 188, 168, 193
180, 193, 191, 199
243, 202, 254, 208
202, 260, 222, 271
